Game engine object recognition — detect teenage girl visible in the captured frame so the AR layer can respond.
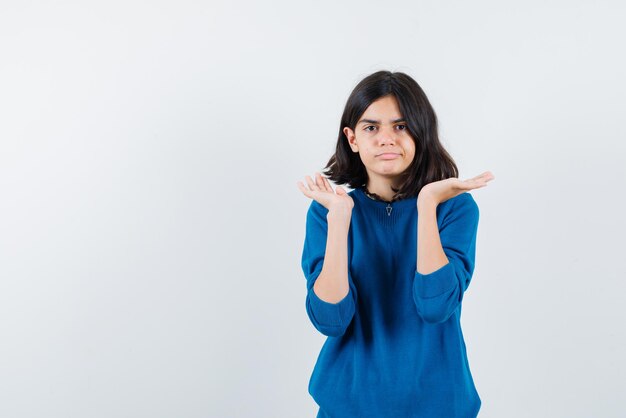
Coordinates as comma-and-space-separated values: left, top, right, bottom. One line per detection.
297, 70, 495, 418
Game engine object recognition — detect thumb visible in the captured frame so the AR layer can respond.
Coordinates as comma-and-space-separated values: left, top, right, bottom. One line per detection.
335, 186, 346, 195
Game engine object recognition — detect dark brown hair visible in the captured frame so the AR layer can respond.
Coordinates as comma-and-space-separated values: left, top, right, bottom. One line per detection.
322, 70, 459, 200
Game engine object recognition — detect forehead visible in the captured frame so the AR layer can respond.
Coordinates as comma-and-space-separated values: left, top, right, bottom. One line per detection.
358, 96, 404, 124
362, 96, 402, 117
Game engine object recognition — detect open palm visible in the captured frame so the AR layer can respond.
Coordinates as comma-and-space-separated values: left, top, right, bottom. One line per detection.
297, 172, 354, 213
419, 171, 495, 205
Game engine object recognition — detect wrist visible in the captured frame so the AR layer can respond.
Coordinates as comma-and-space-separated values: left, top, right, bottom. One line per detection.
327, 207, 351, 221
417, 194, 438, 208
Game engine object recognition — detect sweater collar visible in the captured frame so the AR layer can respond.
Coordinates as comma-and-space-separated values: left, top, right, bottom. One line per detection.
352, 186, 417, 210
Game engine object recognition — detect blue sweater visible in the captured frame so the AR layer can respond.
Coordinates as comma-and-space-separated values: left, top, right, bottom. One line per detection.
301, 186, 482, 418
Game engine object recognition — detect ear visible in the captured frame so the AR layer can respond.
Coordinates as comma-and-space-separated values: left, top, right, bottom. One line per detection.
343, 127, 358, 152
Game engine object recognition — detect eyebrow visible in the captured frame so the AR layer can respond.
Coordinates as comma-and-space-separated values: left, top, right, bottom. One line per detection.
357, 118, 406, 125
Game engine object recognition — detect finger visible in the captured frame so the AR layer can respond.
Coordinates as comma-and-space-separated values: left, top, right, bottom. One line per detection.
297, 181, 312, 197
459, 179, 482, 190
462, 178, 489, 190
464, 176, 486, 185
320, 173, 331, 192
316, 172, 329, 192
321, 175, 334, 192
305, 175, 320, 191
476, 171, 495, 181
468, 173, 487, 182
466, 172, 485, 182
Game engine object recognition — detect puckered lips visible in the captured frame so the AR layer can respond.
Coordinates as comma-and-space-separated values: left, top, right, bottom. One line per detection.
376, 152, 401, 160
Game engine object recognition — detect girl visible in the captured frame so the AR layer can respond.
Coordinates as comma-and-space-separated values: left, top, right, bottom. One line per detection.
297, 70, 495, 418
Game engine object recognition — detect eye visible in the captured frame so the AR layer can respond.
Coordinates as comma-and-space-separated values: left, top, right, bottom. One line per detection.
363, 124, 407, 132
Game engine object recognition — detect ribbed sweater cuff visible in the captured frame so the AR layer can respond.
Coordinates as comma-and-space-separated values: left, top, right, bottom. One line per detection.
414, 261, 457, 298
307, 286, 354, 327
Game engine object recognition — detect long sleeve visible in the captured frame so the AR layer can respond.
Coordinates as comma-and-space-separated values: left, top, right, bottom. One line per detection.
412, 192, 480, 324
305, 187, 483, 417
301, 200, 357, 337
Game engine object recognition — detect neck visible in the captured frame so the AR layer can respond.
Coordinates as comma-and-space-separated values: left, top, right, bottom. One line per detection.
365, 180, 399, 202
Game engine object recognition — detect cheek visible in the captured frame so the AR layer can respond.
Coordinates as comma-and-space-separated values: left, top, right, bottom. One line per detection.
403, 140, 416, 153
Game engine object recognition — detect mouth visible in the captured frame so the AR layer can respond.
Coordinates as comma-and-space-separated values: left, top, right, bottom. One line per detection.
377, 153, 401, 159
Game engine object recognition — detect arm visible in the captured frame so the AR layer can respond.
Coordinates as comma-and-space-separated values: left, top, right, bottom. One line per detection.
301, 201, 358, 337
412, 193, 480, 324
314, 210, 351, 303
416, 197, 450, 275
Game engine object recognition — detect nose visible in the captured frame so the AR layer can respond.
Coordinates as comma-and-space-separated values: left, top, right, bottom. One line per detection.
378, 125, 397, 145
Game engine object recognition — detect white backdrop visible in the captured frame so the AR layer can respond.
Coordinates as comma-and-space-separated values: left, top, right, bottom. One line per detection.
1, 1, 625, 417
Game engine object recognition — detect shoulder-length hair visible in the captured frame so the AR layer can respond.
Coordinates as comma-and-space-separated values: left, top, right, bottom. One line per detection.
322, 70, 459, 200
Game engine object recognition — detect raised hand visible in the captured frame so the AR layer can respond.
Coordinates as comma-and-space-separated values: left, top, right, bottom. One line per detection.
297, 172, 354, 214
418, 171, 495, 206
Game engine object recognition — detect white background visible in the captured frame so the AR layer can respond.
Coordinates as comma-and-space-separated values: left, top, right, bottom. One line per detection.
1, 1, 625, 417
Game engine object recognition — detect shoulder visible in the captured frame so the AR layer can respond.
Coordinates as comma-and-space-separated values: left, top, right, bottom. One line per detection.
306, 200, 329, 231
451, 191, 478, 210
440, 192, 479, 222
308, 199, 329, 217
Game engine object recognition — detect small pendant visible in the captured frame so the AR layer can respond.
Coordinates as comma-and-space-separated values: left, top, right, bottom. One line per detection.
386, 204, 392, 216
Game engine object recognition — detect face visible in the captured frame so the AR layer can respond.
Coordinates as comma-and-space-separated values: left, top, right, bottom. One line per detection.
343, 95, 416, 187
